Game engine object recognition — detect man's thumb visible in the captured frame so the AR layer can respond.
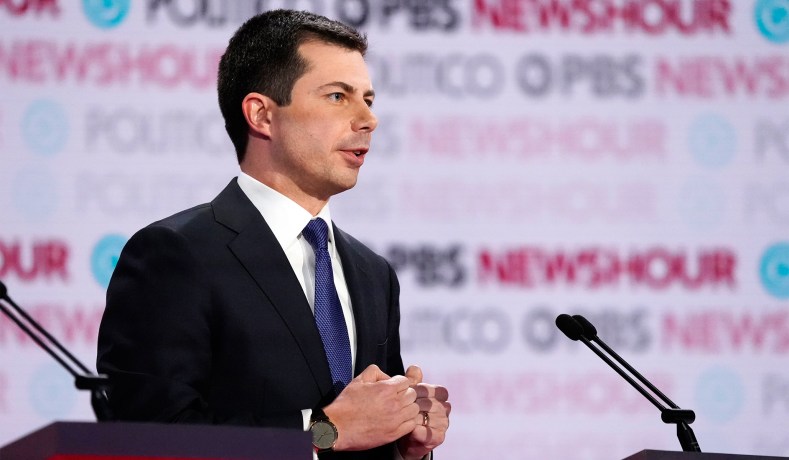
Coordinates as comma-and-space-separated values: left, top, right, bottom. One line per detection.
357, 364, 390, 383
405, 365, 423, 385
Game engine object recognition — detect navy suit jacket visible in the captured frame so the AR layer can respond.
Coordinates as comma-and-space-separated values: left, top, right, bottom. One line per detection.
97, 178, 404, 458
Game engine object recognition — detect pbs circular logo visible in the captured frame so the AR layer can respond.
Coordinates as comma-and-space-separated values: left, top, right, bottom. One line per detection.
28, 363, 77, 418
688, 115, 736, 169
756, 0, 789, 43
760, 242, 789, 298
83, 0, 130, 29
695, 368, 744, 424
91, 234, 128, 288
22, 100, 68, 156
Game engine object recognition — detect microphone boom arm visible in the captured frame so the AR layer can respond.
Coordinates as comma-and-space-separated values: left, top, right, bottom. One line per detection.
0, 279, 113, 421
556, 313, 700, 452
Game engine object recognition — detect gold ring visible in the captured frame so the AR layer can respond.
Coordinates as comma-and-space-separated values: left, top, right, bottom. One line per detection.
420, 411, 429, 427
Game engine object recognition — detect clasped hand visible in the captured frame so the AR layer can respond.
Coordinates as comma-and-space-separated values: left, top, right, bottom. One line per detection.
322, 364, 450, 458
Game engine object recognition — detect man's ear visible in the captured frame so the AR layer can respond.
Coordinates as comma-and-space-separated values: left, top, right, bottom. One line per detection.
242, 92, 275, 139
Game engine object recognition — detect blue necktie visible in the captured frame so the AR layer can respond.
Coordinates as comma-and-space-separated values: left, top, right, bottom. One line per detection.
302, 218, 353, 393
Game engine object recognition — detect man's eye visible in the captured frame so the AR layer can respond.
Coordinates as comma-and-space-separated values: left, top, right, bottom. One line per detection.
329, 93, 344, 102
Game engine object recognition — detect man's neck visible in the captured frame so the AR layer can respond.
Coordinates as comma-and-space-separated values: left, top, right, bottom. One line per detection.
240, 168, 329, 217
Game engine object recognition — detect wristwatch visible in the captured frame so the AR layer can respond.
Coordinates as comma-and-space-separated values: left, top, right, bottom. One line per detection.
309, 407, 338, 452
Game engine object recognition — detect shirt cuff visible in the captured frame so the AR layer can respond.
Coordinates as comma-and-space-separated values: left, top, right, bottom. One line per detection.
302, 409, 317, 460
301, 408, 312, 430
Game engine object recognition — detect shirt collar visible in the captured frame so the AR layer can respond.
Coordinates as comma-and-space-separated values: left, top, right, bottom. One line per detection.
237, 172, 335, 250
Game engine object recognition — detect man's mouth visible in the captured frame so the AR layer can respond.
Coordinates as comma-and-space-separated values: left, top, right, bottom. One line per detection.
343, 148, 368, 157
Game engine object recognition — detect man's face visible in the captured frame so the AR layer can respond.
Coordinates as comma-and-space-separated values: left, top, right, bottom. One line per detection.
266, 40, 377, 202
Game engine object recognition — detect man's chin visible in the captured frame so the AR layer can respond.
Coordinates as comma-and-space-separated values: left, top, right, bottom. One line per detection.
322, 176, 359, 199
335, 179, 359, 195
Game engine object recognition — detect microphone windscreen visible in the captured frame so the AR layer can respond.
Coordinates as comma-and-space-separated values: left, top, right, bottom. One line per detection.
572, 315, 598, 340
555, 314, 584, 341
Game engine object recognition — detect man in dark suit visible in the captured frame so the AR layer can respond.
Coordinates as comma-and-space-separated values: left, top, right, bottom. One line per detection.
96, 9, 450, 460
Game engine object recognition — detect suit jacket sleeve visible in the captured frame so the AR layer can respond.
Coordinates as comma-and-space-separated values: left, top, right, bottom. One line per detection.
97, 223, 302, 428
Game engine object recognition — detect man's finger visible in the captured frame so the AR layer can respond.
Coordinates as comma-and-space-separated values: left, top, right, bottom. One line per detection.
414, 383, 449, 401
399, 386, 418, 405
434, 385, 449, 402
416, 398, 433, 413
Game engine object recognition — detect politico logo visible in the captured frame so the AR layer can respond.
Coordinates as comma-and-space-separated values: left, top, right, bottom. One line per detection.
366, 52, 506, 99
145, 0, 272, 27
91, 234, 127, 288
401, 306, 511, 355
84, 107, 227, 156
760, 242, 789, 298
82, 0, 130, 28
755, 0, 789, 43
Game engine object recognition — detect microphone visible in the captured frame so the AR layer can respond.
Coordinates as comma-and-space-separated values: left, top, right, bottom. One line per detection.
0, 279, 113, 421
556, 313, 701, 452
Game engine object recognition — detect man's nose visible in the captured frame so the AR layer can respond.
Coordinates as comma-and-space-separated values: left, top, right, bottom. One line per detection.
352, 102, 378, 132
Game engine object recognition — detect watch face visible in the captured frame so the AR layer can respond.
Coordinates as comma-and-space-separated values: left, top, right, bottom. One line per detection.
311, 420, 337, 450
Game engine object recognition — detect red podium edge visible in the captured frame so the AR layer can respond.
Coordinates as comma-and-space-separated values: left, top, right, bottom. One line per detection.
0, 421, 311, 460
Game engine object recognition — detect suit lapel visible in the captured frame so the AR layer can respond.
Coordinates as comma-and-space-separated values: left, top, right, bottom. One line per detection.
333, 225, 378, 375
211, 180, 333, 396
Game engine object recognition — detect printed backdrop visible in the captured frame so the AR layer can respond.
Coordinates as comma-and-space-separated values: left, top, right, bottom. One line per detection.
2, 1, 789, 458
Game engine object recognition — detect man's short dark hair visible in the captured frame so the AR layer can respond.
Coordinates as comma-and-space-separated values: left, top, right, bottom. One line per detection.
218, 9, 368, 163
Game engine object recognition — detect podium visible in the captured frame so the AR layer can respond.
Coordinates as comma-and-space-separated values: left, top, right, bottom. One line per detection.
4, 424, 788, 460
0, 421, 311, 460
625, 451, 788, 460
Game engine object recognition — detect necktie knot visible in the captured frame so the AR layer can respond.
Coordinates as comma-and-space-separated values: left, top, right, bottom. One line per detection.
302, 218, 329, 252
